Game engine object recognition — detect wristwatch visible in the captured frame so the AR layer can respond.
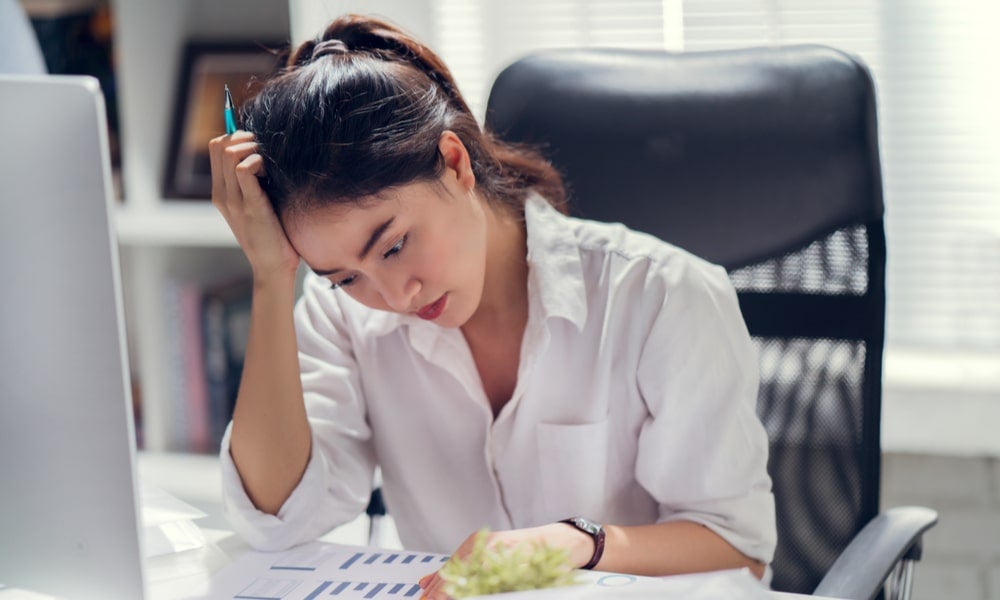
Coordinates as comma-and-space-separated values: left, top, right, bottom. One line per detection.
559, 516, 606, 570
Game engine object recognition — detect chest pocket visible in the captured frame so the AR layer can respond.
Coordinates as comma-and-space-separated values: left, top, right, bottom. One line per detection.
536, 419, 609, 520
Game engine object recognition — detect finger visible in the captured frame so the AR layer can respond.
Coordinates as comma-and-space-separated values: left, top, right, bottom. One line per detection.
223, 141, 259, 169
228, 130, 255, 143
452, 534, 477, 559
425, 576, 449, 600
208, 135, 228, 204
419, 573, 440, 592
220, 142, 258, 210
234, 154, 268, 210
236, 152, 267, 179
209, 133, 255, 194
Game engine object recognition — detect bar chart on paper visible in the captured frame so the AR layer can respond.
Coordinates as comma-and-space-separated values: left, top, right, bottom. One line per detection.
195, 541, 775, 600
235, 579, 424, 600
199, 543, 450, 600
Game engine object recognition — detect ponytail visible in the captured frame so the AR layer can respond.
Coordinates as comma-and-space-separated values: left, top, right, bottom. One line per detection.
242, 14, 566, 218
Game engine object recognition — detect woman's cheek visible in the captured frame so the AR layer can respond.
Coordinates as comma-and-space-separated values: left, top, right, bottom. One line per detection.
350, 284, 390, 312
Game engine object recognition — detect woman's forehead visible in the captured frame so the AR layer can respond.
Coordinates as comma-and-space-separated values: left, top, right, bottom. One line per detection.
288, 190, 396, 230
285, 181, 444, 250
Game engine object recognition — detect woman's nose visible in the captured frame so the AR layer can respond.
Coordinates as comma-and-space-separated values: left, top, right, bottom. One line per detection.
379, 274, 420, 313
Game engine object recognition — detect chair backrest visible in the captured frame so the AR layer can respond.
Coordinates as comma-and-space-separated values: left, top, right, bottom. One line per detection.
486, 46, 885, 595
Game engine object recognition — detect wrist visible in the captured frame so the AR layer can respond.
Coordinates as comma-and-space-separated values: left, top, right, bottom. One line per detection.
252, 268, 298, 292
558, 517, 605, 570
552, 523, 594, 568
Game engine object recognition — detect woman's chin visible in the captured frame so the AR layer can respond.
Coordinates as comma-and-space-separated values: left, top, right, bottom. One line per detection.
438, 297, 476, 329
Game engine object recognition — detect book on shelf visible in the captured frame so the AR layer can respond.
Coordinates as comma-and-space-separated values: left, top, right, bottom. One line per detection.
160, 276, 252, 453
201, 277, 253, 452
163, 279, 209, 452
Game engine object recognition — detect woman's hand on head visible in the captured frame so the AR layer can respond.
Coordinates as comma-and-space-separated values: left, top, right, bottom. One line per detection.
209, 131, 300, 285
417, 524, 594, 600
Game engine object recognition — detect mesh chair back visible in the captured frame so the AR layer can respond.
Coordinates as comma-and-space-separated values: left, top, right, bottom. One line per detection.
486, 46, 885, 594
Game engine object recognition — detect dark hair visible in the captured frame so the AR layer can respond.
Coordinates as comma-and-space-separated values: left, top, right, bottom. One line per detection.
242, 14, 566, 219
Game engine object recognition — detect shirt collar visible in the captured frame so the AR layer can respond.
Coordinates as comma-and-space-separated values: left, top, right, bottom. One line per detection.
366, 192, 588, 338
523, 193, 588, 331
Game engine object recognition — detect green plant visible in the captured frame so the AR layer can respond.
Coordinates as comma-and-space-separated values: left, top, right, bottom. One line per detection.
440, 529, 581, 598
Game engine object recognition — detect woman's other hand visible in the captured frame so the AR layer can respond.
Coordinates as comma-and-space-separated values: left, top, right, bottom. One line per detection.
209, 131, 300, 284
418, 524, 593, 600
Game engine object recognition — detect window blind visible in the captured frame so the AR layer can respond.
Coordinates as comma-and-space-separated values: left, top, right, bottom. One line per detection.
683, 0, 1000, 351
430, 0, 1000, 352
431, 0, 668, 120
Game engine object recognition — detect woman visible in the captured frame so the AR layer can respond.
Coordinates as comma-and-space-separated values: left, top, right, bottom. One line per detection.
209, 14, 776, 597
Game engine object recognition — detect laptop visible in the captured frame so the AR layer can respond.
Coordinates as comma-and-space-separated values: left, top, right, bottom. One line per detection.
0, 75, 146, 599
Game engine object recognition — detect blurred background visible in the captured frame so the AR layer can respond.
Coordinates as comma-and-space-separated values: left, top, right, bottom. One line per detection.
11, 0, 1000, 598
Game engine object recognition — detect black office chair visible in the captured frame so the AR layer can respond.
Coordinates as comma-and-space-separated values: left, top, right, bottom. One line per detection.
486, 46, 937, 600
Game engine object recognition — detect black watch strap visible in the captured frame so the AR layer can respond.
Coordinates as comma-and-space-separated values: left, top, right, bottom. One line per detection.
559, 517, 606, 570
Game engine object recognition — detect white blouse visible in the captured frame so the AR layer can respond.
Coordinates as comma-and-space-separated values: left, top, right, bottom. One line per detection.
219, 194, 777, 564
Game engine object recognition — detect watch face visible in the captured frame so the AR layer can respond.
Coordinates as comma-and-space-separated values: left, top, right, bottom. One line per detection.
573, 517, 601, 536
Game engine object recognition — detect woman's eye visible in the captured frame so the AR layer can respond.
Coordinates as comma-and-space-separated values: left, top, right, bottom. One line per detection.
383, 235, 406, 259
330, 275, 357, 290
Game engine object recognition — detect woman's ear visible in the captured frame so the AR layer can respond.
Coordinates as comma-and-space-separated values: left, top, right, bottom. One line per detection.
438, 131, 475, 191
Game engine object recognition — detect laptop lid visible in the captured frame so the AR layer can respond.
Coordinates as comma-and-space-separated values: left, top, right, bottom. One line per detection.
0, 75, 146, 600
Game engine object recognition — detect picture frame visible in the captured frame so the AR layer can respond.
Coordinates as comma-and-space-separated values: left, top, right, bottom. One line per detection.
164, 42, 283, 199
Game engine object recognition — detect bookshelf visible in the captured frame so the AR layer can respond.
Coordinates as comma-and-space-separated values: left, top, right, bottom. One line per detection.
111, 0, 433, 453
111, 0, 290, 451
115, 204, 236, 247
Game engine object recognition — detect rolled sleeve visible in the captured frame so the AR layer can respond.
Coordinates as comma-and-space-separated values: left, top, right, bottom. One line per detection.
634, 258, 776, 564
218, 274, 377, 551
219, 423, 333, 551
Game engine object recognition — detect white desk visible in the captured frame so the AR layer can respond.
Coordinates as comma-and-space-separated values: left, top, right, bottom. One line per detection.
138, 452, 392, 599
136, 452, 832, 600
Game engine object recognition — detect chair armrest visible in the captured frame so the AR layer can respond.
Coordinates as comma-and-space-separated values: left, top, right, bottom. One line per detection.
813, 506, 938, 600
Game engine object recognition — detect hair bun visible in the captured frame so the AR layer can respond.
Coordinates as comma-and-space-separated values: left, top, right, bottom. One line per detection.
312, 39, 350, 60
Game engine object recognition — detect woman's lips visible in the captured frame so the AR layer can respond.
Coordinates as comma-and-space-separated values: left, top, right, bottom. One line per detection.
416, 294, 448, 320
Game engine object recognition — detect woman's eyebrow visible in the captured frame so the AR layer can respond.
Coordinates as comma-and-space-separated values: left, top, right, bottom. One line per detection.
359, 217, 395, 260
311, 216, 395, 276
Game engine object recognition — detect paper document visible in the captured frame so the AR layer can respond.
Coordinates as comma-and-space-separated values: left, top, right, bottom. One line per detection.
195, 542, 448, 599
140, 482, 207, 558
196, 542, 771, 600
468, 569, 773, 599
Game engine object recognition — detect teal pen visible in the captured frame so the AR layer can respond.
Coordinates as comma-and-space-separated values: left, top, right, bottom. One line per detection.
224, 84, 237, 134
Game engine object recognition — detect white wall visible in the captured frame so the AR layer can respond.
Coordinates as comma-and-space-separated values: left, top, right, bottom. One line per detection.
289, 0, 434, 45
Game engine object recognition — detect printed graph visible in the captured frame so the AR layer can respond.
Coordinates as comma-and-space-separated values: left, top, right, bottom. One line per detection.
337, 552, 449, 571
212, 541, 762, 600
220, 543, 451, 600
235, 578, 425, 599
